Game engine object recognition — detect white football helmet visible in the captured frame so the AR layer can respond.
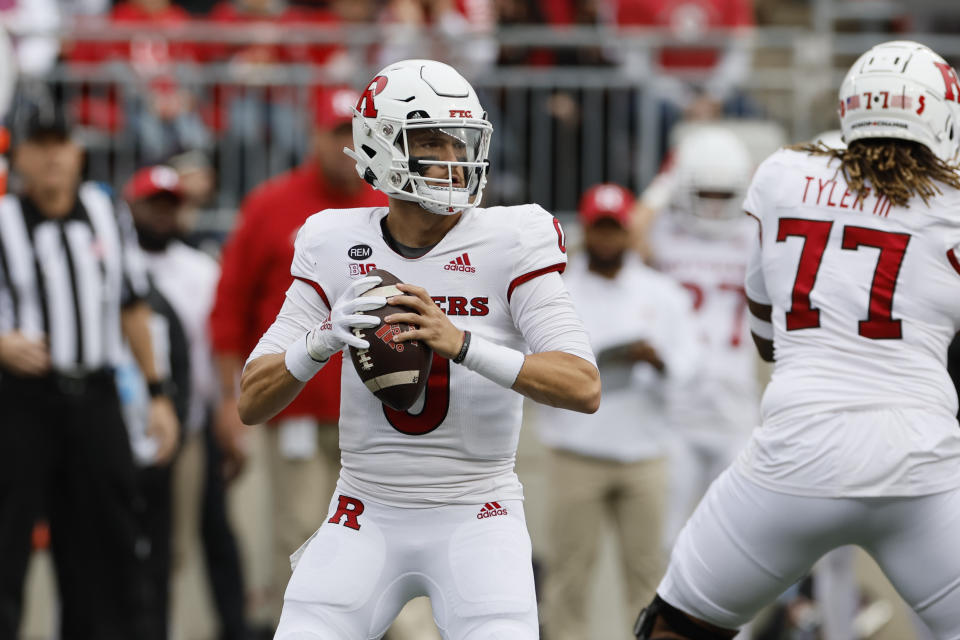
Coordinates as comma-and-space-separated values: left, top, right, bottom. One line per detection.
343, 59, 492, 215
814, 129, 846, 150
839, 40, 960, 162
670, 125, 752, 236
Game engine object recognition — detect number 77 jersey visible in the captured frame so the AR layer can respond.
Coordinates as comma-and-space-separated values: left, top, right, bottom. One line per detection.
741, 148, 960, 496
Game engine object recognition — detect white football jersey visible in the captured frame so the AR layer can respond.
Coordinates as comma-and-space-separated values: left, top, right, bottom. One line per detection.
290, 204, 574, 506
739, 148, 960, 496
651, 213, 760, 436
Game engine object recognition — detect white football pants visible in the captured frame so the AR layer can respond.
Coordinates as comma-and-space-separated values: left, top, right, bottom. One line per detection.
274, 491, 538, 640
659, 466, 960, 640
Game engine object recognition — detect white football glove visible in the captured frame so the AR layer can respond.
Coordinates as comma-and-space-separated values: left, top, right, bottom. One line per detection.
306, 275, 386, 362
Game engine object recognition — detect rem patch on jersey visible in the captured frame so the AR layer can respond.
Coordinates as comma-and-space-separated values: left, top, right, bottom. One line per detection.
348, 244, 373, 260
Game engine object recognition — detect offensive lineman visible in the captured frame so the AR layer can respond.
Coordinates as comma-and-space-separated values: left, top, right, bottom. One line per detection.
634, 40, 960, 640
238, 59, 600, 639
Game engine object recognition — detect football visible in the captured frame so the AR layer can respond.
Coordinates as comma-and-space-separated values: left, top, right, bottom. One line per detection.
348, 269, 433, 411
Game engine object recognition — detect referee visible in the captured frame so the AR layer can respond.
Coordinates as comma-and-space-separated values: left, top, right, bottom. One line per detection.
0, 103, 178, 639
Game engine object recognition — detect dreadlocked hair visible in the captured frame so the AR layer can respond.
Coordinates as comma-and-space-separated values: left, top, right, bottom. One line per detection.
787, 138, 960, 208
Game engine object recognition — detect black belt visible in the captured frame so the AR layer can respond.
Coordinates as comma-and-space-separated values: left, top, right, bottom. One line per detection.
50, 368, 115, 396
1, 367, 115, 397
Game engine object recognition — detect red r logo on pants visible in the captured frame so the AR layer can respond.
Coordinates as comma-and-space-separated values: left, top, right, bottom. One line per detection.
328, 495, 365, 531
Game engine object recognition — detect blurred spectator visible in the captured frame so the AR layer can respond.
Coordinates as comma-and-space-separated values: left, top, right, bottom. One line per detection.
207, 0, 340, 190
59, 0, 112, 18
616, 0, 755, 115
67, 0, 212, 164
168, 148, 216, 233
209, 86, 387, 632
121, 165, 250, 640
615, 0, 757, 158
640, 125, 760, 549
494, 0, 550, 66
327, 0, 380, 23
377, 0, 497, 77
0, 0, 61, 77
322, 0, 380, 81
537, 183, 698, 640
491, 0, 617, 210
177, 0, 221, 15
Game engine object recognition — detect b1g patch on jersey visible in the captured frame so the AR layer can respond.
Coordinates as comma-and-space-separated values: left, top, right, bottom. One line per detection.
349, 262, 378, 276
477, 502, 508, 519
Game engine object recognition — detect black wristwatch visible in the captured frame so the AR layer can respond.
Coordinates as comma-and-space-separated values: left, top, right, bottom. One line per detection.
147, 379, 174, 399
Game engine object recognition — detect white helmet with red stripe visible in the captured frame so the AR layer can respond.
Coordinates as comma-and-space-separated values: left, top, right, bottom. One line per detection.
343, 59, 492, 215
838, 40, 960, 162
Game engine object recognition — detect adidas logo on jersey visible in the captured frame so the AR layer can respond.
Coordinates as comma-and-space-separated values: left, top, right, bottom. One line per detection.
445, 253, 476, 273
476, 502, 508, 519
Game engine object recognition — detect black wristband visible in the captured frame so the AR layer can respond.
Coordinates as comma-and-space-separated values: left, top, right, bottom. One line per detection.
147, 379, 173, 398
452, 330, 471, 364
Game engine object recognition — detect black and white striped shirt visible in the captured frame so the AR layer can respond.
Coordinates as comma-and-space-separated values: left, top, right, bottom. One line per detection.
0, 182, 150, 373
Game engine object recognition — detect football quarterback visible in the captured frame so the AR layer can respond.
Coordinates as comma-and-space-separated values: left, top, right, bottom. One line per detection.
238, 59, 599, 640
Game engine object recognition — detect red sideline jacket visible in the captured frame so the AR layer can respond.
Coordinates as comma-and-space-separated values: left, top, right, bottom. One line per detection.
211, 163, 387, 423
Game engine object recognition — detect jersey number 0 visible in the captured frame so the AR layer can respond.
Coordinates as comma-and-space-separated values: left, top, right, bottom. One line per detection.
383, 353, 450, 435
777, 218, 911, 340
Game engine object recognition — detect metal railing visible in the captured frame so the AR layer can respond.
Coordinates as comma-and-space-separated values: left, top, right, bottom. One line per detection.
25, 24, 960, 232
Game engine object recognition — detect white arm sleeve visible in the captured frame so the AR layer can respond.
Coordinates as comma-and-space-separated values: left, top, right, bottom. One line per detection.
509, 271, 596, 367
245, 279, 330, 369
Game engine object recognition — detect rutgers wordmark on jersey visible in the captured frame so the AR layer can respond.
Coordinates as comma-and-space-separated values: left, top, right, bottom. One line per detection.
291, 203, 568, 506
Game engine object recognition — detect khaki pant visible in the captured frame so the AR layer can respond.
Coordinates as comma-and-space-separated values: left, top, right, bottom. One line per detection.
266, 419, 341, 624
541, 450, 666, 640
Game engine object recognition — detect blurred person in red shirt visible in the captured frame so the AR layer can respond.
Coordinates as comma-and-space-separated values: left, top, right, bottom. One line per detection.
209, 85, 386, 629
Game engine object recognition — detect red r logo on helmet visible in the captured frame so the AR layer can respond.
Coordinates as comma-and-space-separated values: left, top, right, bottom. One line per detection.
933, 62, 960, 103
357, 76, 389, 118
